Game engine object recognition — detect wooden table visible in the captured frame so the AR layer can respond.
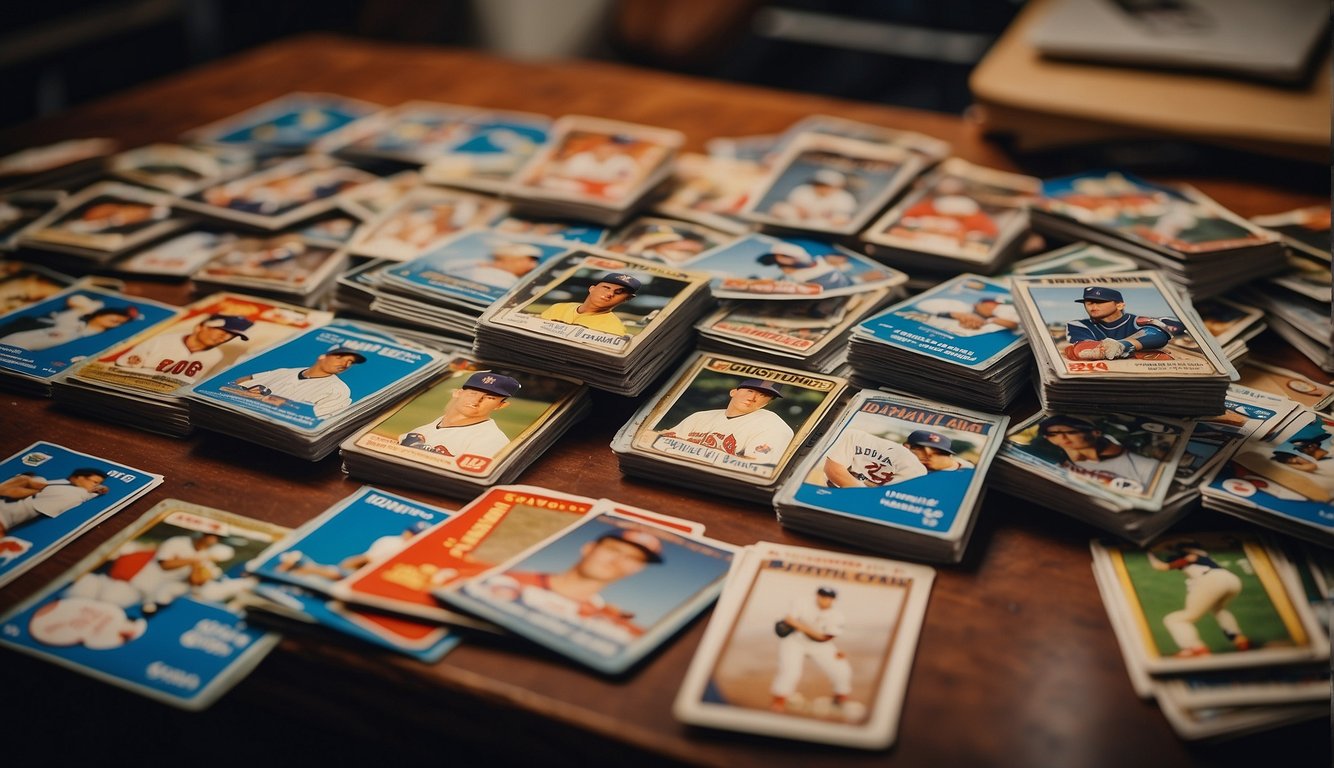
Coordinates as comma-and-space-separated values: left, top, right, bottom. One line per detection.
1, 34, 1328, 767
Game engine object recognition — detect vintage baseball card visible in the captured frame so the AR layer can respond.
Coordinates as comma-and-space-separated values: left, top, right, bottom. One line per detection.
741, 133, 923, 237
1089, 532, 1328, 674
194, 233, 347, 294
345, 357, 585, 481
418, 110, 553, 192
0, 499, 288, 710
294, 213, 361, 247
315, 100, 482, 161
177, 154, 379, 230
1251, 205, 1331, 263
698, 288, 893, 361
0, 285, 180, 382
674, 542, 934, 749
115, 230, 236, 278
71, 293, 331, 395
187, 324, 442, 432
854, 274, 1025, 370
686, 232, 906, 300
508, 115, 682, 207
0, 260, 74, 313
1004, 242, 1140, 279
652, 152, 766, 234
627, 354, 846, 483
346, 187, 505, 261
778, 115, 952, 164
0, 442, 162, 588
1189, 297, 1265, 349
333, 485, 596, 624
1155, 665, 1331, 710
1235, 360, 1334, 411
108, 142, 253, 196
440, 507, 735, 673
1176, 386, 1300, 484
1010, 271, 1233, 380
0, 137, 116, 185
183, 92, 380, 151
604, 216, 734, 266
380, 230, 570, 307
18, 182, 185, 255
488, 213, 609, 246
338, 169, 421, 221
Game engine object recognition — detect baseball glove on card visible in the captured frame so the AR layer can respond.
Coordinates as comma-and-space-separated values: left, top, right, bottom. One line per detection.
774, 620, 795, 638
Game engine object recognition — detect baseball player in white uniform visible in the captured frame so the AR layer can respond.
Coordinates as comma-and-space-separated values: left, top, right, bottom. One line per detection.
452, 242, 542, 289
66, 531, 235, 615
771, 586, 853, 711
1037, 415, 1158, 494
912, 294, 1019, 336
231, 346, 366, 419
823, 428, 927, 488
0, 294, 140, 351
398, 371, 520, 465
1147, 541, 1251, 657
277, 520, 433, 581
0, 468, 107, 536
659, 378, 795, 465
116, 313, 253, 385
756, 242, 853, 291
543, 136, 642, 199
906, 430, 975, 472
770, 169, 858, 227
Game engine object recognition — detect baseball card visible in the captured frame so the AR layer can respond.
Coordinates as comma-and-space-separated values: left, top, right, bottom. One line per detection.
1004, 242, 1140, 279
0, 285, 180, 382
1190, 297, 1265, 349
1204, 412, 1334, 537
1154, 693, 1326, 741
853, 274, 1025, 370
604, 216, 734, 266
741, 133, 922, 237
0, 192, 63, 250
194, 233, 347, 294
177, 155, 379, 230
488, 213, 609, 246
652, 152, 766, 234
380, 230, 570, 307
1002, 411, 1191, 510
508, 115, 682, 207
345, 358, 585, 481
70, 293, 331, 395
18, 182, 185, 255
1089, 532, 1328, 674
0, 137, 116, 185
1235, 360, 1334, 411
108, 142, 253, 196
333, 485, 596, 624
697, 288, 893, 360
0, 260, 74, 313
346, 187, 505, 262
674, 542, 934, 749
187, 324, 442, 431
1155, 665, 1331, 710
0, 499, 288, 710
440, 507, 735, 674
314, 100, 482, 161
115, 230, 237, 278
338, 169, 421, 221
1270, 251, 1332, 303
182, 92, 380, 152
1176, 386, 1299, 484
1251, 205, 1331, 263
0, 442, 162, 588
685, 232, 907, 300
627, 354, 846, 483
295, 213, 361, 247
1010, 271, 1233, 380
419, 111, 553, 192
777, 114, 952, 164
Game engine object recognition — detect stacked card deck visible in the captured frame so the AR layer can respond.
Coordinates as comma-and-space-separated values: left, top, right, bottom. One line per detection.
1010, 271, 1236, 417
773, 390, 1008, 563
189, 226, 352, 308
1028, 171, 1285, 299
611, 353, 848, 504
992, 410, 1200, 545
1189, 296, 1266, 364
52, 293, 333, 437
1003, 241, 1141, 279
673, 541, 934, 750
1089, 533, 1330, 740
184, 320, 449, 460
330, 257, 475, 341
1237, 207, 1332, 371
14, 181, 192, 271
847, 274, 1032, 412
339, 354, 591, 499
474, 249, 712, 396
0, 138, 117, 195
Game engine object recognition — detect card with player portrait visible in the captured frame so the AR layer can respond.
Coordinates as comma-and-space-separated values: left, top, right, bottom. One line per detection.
177, 154, 379, 230
0, 442, 162, 588
1175, 385, 1300, 485
346, 187, 505, 262
741, 133, 923, 237
109, 143, 253, 196
192, 232, 349, 303
652, 152, 767, 234
114, 230, 237, 278
0, 260, 75, 313
0, 499, 288, 710
440, 506, 735, 674
685, 232, 907, 301
674, 541, 934, 749
182, 92, 380, 153
378, 230, 571, 309
603, 215, 735, 267
18, 182, 187, 258
1004, 242, 1140, 279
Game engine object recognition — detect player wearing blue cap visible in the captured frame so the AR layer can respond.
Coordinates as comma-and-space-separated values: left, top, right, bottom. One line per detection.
1065, 285, 1182, 361
231, 345, 366, 418
398, 371, 520, 465
659, 378, 795, 466
539, 272, 640, 336
116, 313, 254, 385
823, 427, 926, 488
906, 430, 974, 472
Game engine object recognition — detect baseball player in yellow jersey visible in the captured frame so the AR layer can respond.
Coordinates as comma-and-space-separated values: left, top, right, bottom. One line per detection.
539, 272, 639, 336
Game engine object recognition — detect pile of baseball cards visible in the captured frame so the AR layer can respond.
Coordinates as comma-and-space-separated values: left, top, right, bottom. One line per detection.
1243, 206, 1333, 372
15, 181, 191, 271
774, 391, 1008, 563
847, 274, 1032, 411
1189, 296, 1266, 363
1089, 532, 1330, 739
612, 354, 848, 503
674, 541, 934, 749
189, 227, 352, 308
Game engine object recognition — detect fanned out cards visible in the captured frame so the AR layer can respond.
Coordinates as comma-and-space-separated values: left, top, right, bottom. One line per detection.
0, 500, 288, 710
612, 353, 847, 503
774, 391, 1008, 563
1010, 271, 1235, 417
674, 542, 934, 750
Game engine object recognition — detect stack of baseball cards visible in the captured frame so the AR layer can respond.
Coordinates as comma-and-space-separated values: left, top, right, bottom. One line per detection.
0, 442, 162, 589
1003, 241, 1140, 279
1028, 170, 1284, 298
1244, 206, 1333, 371
437, 503, 735, 674
611, 353, 848, 503
1188, 296, 1266, 363
113, 229, 238, 280
189, 228, 352, 307
15, 181, 190, 271
1090, 533, 1330, 739
674, 541, 934, 750
339, 355, 590, 498
1173, 384, 1301, 491
0, 137, 116, 194
343, 186, 506, 262
773, 391, 1008, 563
474, 250, 712, 396
0, 499, 289, 710
108, 142, 254, 197
1010, 271, 1236, 417
53, 293, 332, 436
684, 232, 908, 302
847, 274, 1031, 411
0, 283, 180, 395
651, 152, 766, 234
242, 486, 463, 662
504, 116, 683, 226
603, 215, 735, 266
182, 92, 380, 155
174, 154, 379, 232
992, 411, 1197, 543
860, 158, 1039, 275
184, 321, 449, 460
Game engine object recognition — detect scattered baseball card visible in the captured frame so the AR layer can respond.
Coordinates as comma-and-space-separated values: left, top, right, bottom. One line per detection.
1155, 664, 1331, 711
777, 114, 951, 165
685, 232, 907, 301
346, 186, 505, 261
17, 182, 186, 262
191, 231, 349, 306
113, 230, 237, 278
0, 499, 288, 710
439, 506, 735, 673
674, 541, 934, 750
378, 229, 570, 309
0, 442, 162, 588
1176, 385, 1300, 485
1188, 296, 1265, 362
774, 391, 1008, 563
1235, 359, 1334, 411
652, 152, 767, 234
1004, 242, 1140, 279
1250, 205, 1330, 264
177, 154, 379, 230
488, 213, 609, 246
338, 169, 421, 221
183, 92, 380, 152
108, 142, 253, 196
0, 137, 116, 192
0, 260, 75, 313
604, 216, 734, 266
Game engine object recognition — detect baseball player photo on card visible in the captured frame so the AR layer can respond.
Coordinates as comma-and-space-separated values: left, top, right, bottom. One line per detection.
193, 232, 348, 295
604, 215, 734, 267
380, 230, 570, 307
183, 92, 380, 152
0, 500, 289, 710
684, 232, 907, 301
674, 542, 934, 749
440, 507, 735, 674
176, 154, 378, 230
346, 186, 505, 262
652, 152, 767, 234
0, 260, 74, 314
17, 182, 186, 256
